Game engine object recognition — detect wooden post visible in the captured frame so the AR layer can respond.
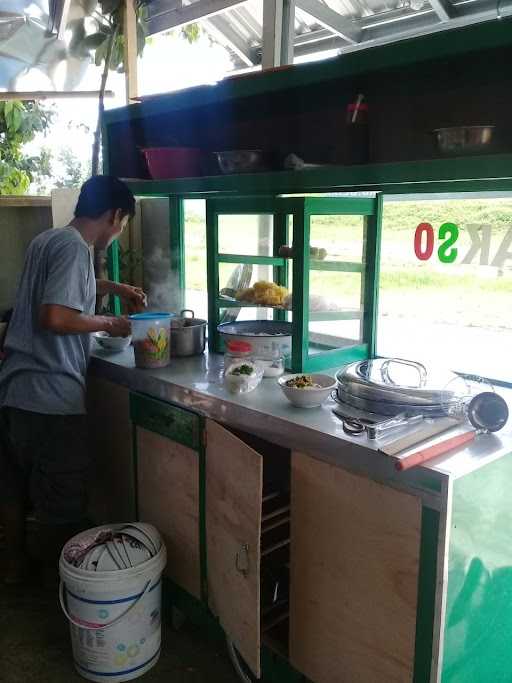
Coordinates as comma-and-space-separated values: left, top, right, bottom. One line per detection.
123, 0, 139, 103
0, 91, 114, 101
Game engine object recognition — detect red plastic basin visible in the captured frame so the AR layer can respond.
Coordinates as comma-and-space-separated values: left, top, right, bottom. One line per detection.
142, 147, 202, 179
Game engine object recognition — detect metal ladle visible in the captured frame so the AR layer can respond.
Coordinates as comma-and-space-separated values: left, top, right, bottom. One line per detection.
396, 392, 509, 472
466, 391, 509, 432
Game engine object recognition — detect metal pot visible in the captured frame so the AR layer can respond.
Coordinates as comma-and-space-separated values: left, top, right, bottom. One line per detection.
214, 150, 264, 174
171, 310, 206, 357
433, 126, 494, 154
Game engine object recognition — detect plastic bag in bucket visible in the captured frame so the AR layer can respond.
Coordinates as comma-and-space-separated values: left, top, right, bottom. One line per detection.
59, 525, 167, 683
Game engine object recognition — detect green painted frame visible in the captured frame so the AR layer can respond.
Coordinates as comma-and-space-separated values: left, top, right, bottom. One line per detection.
205, 195, 381, 372
106, 240, 121, 315
169, 195, 186, 312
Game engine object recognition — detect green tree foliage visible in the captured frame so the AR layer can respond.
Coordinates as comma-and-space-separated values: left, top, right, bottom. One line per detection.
0, 101, 53, 195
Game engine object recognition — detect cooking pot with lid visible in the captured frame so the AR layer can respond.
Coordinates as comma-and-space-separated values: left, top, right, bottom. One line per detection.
336, 358, 472, 416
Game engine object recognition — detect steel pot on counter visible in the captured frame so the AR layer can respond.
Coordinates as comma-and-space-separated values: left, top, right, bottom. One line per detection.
171, 309, 207, 356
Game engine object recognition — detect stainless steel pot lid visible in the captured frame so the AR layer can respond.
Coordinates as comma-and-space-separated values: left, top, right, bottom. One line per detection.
336, 358, 470, 407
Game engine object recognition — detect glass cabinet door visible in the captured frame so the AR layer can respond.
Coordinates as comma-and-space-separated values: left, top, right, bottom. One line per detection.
291, 197, 381, 372
307, 213, 367, 352
207, 196, 382, 371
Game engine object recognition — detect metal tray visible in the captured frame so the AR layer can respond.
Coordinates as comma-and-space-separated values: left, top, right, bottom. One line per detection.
335, 387, 454, 417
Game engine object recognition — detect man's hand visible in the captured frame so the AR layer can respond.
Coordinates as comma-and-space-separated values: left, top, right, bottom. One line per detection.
117, 284, 148, 313
103, 316, 131, 338
96, 280, 148, 313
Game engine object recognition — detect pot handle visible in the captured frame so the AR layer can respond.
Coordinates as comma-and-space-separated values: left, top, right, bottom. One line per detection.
180, 309, 195, 319
380, 358, 427, 387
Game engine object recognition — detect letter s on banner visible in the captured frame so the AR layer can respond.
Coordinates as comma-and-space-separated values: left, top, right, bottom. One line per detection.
414, 223, 434, 261
438, 222, 459, 264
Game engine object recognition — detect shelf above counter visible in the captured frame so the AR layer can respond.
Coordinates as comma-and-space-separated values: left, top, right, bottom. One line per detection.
125, 153, 512, 198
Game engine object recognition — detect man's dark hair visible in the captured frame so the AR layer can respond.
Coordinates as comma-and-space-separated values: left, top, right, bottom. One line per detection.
74, 175, 135, 220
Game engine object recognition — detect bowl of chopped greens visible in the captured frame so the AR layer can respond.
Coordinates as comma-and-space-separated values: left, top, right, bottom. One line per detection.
278, 373, 336, 408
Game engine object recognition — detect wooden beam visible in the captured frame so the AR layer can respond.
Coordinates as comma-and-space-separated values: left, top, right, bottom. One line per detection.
146, 0, 247, 34
295, 0, 361, 43
0, 91, 115, 101
123, 0, 139, 102
0, 196, 51, 207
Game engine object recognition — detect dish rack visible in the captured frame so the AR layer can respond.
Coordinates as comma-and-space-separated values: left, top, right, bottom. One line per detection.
206, 196, 383, 372
261, 489, 290, 652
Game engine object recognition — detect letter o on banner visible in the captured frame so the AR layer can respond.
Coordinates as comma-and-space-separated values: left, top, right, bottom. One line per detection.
414, 223, 434, 261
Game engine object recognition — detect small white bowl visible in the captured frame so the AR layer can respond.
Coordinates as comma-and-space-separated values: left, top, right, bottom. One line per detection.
278, 373, 336, 408
93, 331, 132, 352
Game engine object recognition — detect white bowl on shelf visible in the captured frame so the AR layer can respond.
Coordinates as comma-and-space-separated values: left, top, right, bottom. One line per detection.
93, 331, 132, 352
278, 373, 336, 408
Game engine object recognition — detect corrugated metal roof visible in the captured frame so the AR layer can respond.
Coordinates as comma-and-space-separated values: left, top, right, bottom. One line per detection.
0, 0, 509, 90
145, 0, 510, 69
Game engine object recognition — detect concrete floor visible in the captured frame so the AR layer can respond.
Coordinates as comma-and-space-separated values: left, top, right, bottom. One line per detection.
0, 545, 240, 683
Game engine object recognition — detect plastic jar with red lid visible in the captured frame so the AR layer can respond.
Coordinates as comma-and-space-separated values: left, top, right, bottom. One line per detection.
224, 340, 254, 370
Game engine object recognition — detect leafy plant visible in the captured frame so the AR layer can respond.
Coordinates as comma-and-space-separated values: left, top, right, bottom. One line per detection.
72, 1, 202, 174
67, 0, 150, 174
0, 100, 54, 195
118, 244, 143, 284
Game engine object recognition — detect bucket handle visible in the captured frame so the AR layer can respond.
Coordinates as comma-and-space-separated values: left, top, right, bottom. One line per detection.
59, 575, 157, 632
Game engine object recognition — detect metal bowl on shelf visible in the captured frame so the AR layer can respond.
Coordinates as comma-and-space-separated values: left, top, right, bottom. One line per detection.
433, 126, 494, 154
215, 150, 264, 174
217, 320, 292, 358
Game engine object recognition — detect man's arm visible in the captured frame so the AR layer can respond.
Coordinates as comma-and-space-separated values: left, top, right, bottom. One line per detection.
96, 280, 147, 312
40, 304, 131, 337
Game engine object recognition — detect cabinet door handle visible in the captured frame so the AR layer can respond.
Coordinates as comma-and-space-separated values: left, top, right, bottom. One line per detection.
235, 544, 249, 576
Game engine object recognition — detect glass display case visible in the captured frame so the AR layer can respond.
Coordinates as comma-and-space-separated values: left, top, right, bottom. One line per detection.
206, 195, 383, 372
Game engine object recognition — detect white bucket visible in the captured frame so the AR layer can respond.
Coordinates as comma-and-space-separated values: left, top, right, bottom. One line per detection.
59, 526, 167, 683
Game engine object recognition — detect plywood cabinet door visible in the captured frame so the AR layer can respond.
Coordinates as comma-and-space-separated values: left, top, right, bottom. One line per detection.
206, 420, 263, 678
290, 451, 421, 683
137, 427, 201, 599
87, 377, 135, 523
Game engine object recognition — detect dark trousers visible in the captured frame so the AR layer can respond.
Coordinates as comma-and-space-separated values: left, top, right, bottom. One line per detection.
0, 407, 90, 525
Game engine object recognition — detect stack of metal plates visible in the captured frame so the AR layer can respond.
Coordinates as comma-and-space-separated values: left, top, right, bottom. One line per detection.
335, 358, 470, 417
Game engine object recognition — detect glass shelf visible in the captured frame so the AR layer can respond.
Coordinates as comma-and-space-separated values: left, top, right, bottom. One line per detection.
218, 299, 361, 322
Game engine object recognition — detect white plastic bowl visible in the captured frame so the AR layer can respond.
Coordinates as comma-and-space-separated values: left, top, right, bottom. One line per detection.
93, 331, 132, 352
278, 373, 336, 408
